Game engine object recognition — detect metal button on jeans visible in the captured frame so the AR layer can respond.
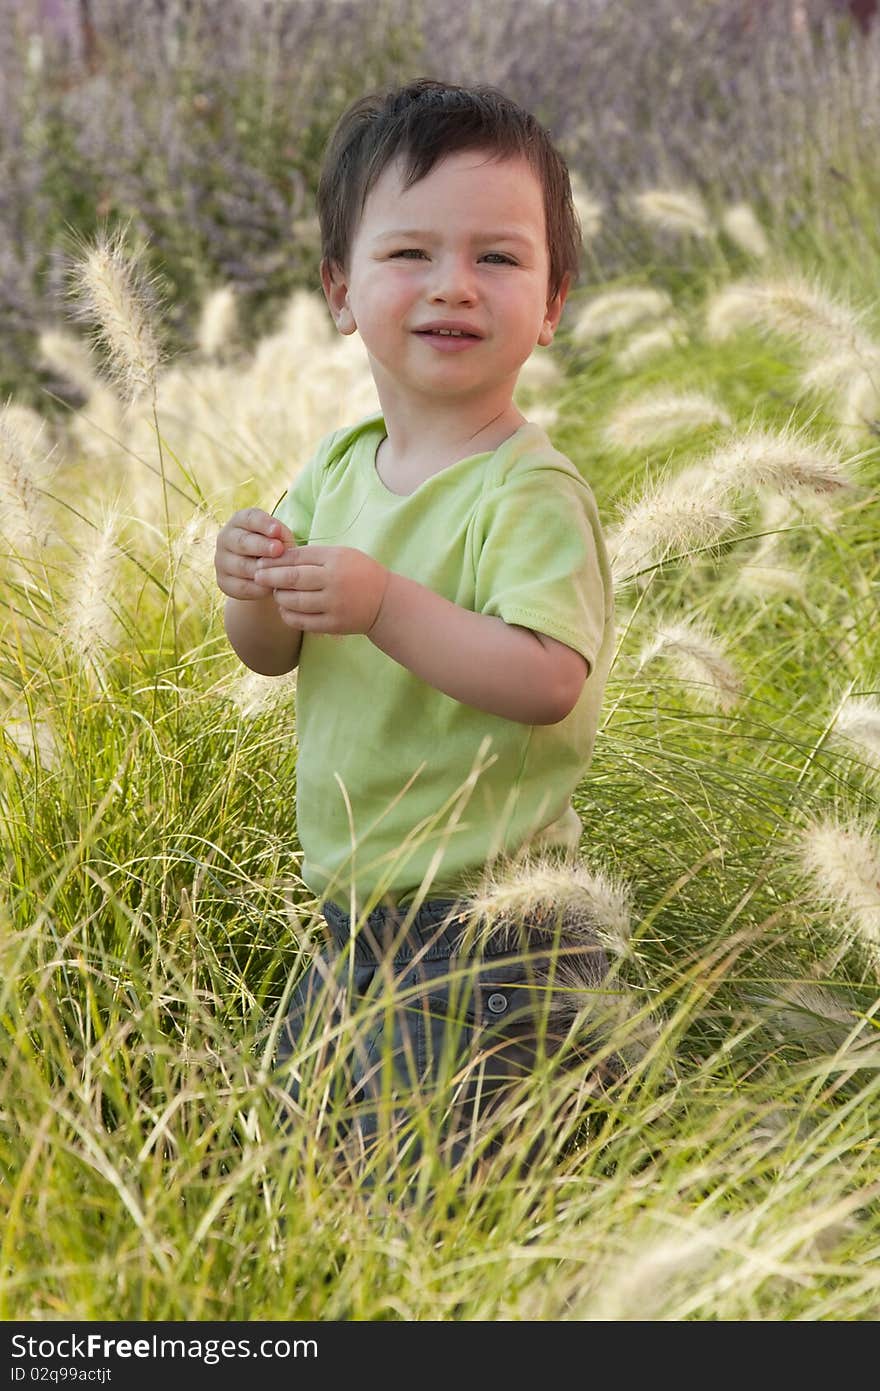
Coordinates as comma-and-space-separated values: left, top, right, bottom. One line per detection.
487, 992, 508, 1015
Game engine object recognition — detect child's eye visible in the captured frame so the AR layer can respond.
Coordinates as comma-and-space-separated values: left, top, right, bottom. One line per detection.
389, 250, 516, 265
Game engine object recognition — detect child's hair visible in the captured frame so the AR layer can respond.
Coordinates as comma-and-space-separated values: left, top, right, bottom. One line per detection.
317, 78, 582, 303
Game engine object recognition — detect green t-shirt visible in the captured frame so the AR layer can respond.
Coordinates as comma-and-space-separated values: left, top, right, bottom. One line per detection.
272, 411, 615, 914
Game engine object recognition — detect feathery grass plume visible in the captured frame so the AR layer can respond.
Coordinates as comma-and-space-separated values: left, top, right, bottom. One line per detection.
67, 225, 163, 400
457, 848, 633, 964
196, 286, 239, 360
720, 202, 770, 258
705, 273, 872, 354
703, 424, 852, 499
830, 697, 880, 778
838, 370, 880, 444
224, 668, 299, 719
604, 389, 732, 452
582, 1223, 724, 1321
244, 306, 378, 471
516, 348, 564, 393
799, 345, 880, 397
2, 710, 59, 770
0, 403, 57, 485
278, 287, 336, 349
763, 982, 860, 1053
738, 561, 807, 599
631, 188, 713, 239
171, 507, 222, 596
638, 620, 743, 712
569, 172, 603, 241
38, 327, 102, 400
607, 472, 739, 586
452, 848, 643, 1076
571, 287, 673, 343
750, 274, 871, 353
752, 484, 839, 536
798, 817, 880, 956
704, 281, 766, 342
523, 403, 559, 432
0, 404, 53, 551
67, 382, 127, 469
736, 494, 808, 598
615, 320, 687, 371
61, 509, 123, 671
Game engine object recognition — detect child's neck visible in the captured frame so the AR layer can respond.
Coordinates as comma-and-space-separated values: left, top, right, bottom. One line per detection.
376, 397, 529, 476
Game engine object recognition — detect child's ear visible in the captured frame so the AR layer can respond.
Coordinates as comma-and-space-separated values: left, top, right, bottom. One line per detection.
537, 271, 572, 347
320, 257, 357, 335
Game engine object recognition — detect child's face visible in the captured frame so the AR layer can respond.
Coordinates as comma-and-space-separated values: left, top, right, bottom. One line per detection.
321, 149, 569, 410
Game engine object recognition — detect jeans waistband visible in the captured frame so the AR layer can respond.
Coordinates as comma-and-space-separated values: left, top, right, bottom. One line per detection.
320, 897, 484, 964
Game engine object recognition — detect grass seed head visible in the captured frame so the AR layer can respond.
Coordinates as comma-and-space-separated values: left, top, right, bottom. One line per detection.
838, 369, 880, 444
753, 274, 868, 352
196, 286, 239, 360
720, 202, 770, 258
763, 982, 877, 1065
2, 714, 60, 771
608, 474, 739, 585
569, 172, 603, 241
583, 1224, 723, 1321
224, 668, 299, 719
571, 287, 673, 342
799, 346, 880, 397
458, 848, 633, 963
705, 273, 870, 354
632, 188, 713, 239
38, 328, 102, 400
831, 697, 880, 778
738, 559, 807, 600
704, 281, 766, 342
704, 424, 852, 498
605, 389, 732, 452
516, 348, 564, 393
638, 620, 743, 712
61, 510, 123, 670
615, 320, 688, 371
0, 406, 54, 551
278, 288, 337, 349
798, 817, 880, 954
67, 226, 163, 401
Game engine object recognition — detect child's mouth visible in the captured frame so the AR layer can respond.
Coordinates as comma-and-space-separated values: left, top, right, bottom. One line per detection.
414, 330, 482, 351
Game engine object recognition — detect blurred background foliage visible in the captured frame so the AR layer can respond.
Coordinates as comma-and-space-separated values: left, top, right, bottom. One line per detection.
2, 0, 879, 410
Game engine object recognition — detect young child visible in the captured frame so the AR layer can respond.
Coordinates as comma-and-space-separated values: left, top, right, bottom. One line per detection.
214, 78, 616, 1173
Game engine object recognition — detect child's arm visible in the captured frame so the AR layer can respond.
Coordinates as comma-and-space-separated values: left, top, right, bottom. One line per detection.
224, 594, 303, 676
216, 508, 303, 675
367, 571, 587, 726
251, 542, 589, 722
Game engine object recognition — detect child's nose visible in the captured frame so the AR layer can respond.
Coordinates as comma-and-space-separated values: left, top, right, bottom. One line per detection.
428, 256, 479, 301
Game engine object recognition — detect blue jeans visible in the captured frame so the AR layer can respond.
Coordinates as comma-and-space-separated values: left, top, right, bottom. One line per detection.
275, 896, 612, 1174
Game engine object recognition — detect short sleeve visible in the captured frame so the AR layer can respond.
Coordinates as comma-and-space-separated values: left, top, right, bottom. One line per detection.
473, 463, 610, 669
271, 427, 342, 543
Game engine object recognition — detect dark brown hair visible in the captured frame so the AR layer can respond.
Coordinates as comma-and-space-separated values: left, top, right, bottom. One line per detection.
316, 78, 582, 303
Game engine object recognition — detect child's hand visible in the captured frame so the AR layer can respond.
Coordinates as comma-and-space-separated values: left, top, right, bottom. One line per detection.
253, 544, 390, 636
215, 509, 295, 600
